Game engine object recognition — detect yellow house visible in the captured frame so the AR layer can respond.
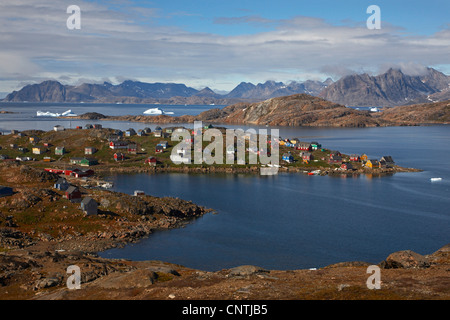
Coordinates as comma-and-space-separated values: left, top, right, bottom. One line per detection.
32, 147, 46, 155
279, 140, 286, 146
360, 154, 368, 162
365, 159, 379, 168
29, 136, 40, 143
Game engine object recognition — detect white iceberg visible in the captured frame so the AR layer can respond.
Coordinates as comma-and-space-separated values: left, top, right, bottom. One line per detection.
143, 108, 163, 115
36, 109, 77, 117
143, 107, 174, 115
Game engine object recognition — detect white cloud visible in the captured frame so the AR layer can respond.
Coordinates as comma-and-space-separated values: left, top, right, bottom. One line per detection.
0, 1, 449, 93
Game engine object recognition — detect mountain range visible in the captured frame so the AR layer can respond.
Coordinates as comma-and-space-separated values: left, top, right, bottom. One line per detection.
319, 67, 450, 107
1, 79, 332, 105
2, 67, 449, 107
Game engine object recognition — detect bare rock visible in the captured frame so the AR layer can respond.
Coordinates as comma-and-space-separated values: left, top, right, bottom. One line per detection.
227, 265, 269, 278
380, 250, 431, 269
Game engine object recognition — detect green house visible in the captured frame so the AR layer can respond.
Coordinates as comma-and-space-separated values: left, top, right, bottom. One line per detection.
311, 142, 322, 150
70, 157, 98, 167
55, 146, 66, 155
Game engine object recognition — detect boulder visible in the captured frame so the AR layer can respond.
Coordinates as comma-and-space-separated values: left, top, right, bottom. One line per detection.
227, 265, 268, 278
381, 250, 430, 269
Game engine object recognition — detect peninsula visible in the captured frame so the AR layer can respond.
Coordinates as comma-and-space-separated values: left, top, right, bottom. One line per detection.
64, 94, 450, 127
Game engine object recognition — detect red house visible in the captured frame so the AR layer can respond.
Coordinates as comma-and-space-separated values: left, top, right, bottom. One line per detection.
341, 162, 354, 170
114, 153, 125, 161
155, 145, 164, 153
301, 152, 313, 162
127, 144, 137, 154
350, 154, 360, 162
109, 141, 128, 150
296, 142, 312, 151
145, 156, 157, 166
65, 186, 82, 203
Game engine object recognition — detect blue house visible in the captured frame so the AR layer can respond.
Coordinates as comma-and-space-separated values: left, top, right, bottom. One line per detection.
54, 178, 70, 191
282, 152, 294, 163
125, 128, 136, 136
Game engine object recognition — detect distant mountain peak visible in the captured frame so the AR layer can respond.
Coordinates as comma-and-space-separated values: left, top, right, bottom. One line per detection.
318, 67, 449, 107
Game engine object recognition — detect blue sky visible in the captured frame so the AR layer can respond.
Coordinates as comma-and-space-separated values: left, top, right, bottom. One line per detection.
0, 0, 449, 93
142, 0, 449, 35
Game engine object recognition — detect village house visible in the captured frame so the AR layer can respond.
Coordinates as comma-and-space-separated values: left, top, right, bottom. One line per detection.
301, 152, 313, 163
145, 156, 157, 166
379, 156, 395, 168
29, 136, 40, 144
53, 125, 64, 132
0, 154, 9, 160
143, 127, 152, 134
125, 128, 136, 136
134, 190, 145, 196
70, 157, 98, 167
365, 159, 379, 168
0, 186, 13, 198
153, 129, 162, 138
155, 145, 164, 153
127, 143, 138, 154
341, 162, 354, 170
55, 146, 66, 155
18, 147, 28, 153
80, 197, 98, 216
32, 147, 46, 155
282, 152, 294, 163
328, 151, 343, 164
360, 154, 368, 162
137, 129, 145, 136
65, 186, 82, 203
85, 124, 93, 129
85, 147, 97, 155
54, 178, 71, 191
157, 141, 169, 149
296, 142, 312, 151
109, 140, 128, 150
93, 124, 102, 129
311, 142, 322, 150
350, 154, 360, 162
114, 153, 125, 161
72, 169, 94, 178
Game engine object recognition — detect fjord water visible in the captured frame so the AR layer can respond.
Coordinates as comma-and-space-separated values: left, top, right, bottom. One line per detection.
1, 103, 449, 271
101, 125, 450, 271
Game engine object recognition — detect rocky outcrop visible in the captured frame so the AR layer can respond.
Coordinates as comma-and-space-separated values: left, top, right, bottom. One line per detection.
380, 250, 431, 269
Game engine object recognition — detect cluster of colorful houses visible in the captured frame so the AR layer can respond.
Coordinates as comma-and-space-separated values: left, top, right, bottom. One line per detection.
279, 138, 395, 171
53, 177, 98, 216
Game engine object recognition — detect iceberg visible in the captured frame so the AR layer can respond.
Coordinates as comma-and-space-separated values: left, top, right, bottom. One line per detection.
36, 109, 77, 117
143, 108, 163, 115
143, 107, 174, 115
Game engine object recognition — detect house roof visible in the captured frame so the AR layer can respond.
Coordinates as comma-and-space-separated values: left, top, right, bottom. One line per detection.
55, 178, 68, 184
81, 197, 96, 205
66, 186, 79, 194
381, 156, 394, 162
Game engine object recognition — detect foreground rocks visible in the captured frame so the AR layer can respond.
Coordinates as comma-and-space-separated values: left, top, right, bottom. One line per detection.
0, 244, 448, 300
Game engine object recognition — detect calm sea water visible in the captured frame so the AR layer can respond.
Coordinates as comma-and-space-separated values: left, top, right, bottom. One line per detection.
101, 126, 450, 271
0, 102, 217, 133
1, 103, 449, 271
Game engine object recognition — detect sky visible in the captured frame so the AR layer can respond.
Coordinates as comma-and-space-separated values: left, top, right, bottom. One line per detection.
0, 0, 449, 94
